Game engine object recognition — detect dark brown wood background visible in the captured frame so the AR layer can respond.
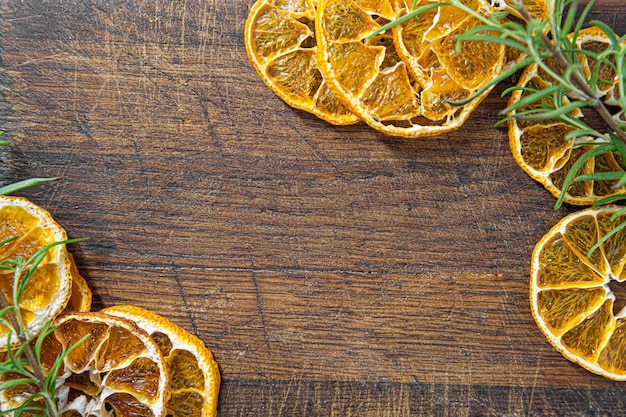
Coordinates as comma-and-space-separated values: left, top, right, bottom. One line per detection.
0, 1, 624, 415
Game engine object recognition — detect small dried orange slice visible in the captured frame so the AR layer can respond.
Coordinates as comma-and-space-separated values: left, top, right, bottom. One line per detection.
0, 311, 169, 416
244, 0, 359, 125
508, 27, 625, 205
531, 206, 626, 380
103, 305, 220, 417
315, 0, 505, 137
0, 196, 74, 350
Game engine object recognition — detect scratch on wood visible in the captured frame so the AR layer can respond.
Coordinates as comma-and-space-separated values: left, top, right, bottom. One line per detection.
250, 256, 271, 352
172, 267, 199, 335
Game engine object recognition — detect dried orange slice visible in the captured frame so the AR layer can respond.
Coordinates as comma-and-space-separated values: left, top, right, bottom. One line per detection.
508, 27, 625, 205
503, 0, 549, 22
0, 311, 169, 416
315, 0, 506, 137
61, 253, 92, 314
531, 206, 626, 380
244, 0, 359, 125
0, 196, 73, 350
102, 305, 220, 417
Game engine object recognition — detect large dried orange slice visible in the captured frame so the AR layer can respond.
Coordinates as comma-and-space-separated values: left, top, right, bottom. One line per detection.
0, 196, 74, 351
0, 311, 169, 416
315, 0, 506, 137
103, 305, 220, 417
244, 0, 359, 125
531, 206, 626, 380
508, 26, 625, 205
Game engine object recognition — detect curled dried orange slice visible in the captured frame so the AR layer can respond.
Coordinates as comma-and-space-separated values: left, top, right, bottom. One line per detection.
0, 196, 74, 351
531, 206, 626, 380
508, 27, 625, 205
315, 0, 505, 137
0, 311, 169, 416
244, 0, 359, 125
103, 305, 220, 417
61, 253, 92, 314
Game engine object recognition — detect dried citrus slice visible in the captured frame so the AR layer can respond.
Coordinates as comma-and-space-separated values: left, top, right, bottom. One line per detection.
102, 305, 220, 417
61, 253, 92, 314
508, 26, 625, 205
0, 196, 73, 350
0, 311, 169, 416
503, 0, 549, 22
244, 0, 359, 125
531, 206, 626, 380
315, 0, 506, 137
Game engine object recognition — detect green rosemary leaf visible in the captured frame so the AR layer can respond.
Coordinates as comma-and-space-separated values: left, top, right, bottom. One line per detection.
591, 194, 626, 207
559, 113, 601, 134
12, 345, 36, 375
0, 377, 38, 392
0, 258, 21, 271
33, 321, 55, 362
0, 132, 9, 147
563, 129, 598, 141
498, 18, 529, 34
590, 20, 620, 47
501, 84, 538, 98
609, 207, 626, 221
0, 235, 18, 248
45, 333, 89, 395
2, 396, 46, 417
490, 11, 510, 22
587, 218, 626, 257
589, 52, 617, 93
568, 0, 595, 45
574, 171, 624, 182
0, 306, 16, 318
455, 32, 532, 56
493, 116, 512, 127
610, 133, 626, 162
561, 0, 580, 35
369, 2, 452, 38
501, 84, 561, 114
517, 100, 596, 121
0, 177, 60, 196
17, 237, 90, 304
555, 143, 616, 209
613, 173, 626, 189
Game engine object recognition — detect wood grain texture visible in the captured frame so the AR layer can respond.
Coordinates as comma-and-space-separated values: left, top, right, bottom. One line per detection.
0, 1, 625, 415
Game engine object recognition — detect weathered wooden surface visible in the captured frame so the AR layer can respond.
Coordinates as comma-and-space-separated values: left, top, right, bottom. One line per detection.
0, 1, 625, 415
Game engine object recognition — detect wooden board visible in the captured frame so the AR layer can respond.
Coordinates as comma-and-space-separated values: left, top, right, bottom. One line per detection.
0, 1, 625, 415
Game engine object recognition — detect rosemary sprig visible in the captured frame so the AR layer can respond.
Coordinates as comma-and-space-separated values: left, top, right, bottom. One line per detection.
0, 238, 89, 417
377, 0, 626, 257
0, 136, 89, 416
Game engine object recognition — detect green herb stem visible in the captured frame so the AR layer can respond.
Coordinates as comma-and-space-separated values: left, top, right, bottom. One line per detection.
0, 287, 56, 416
515, 4, 626, 144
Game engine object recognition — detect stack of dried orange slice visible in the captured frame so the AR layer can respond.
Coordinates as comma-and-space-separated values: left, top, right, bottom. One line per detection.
0, 196, 220, 416
508, 26, 626, 206
508, 25, 626, 378
245, 0, 517, 137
